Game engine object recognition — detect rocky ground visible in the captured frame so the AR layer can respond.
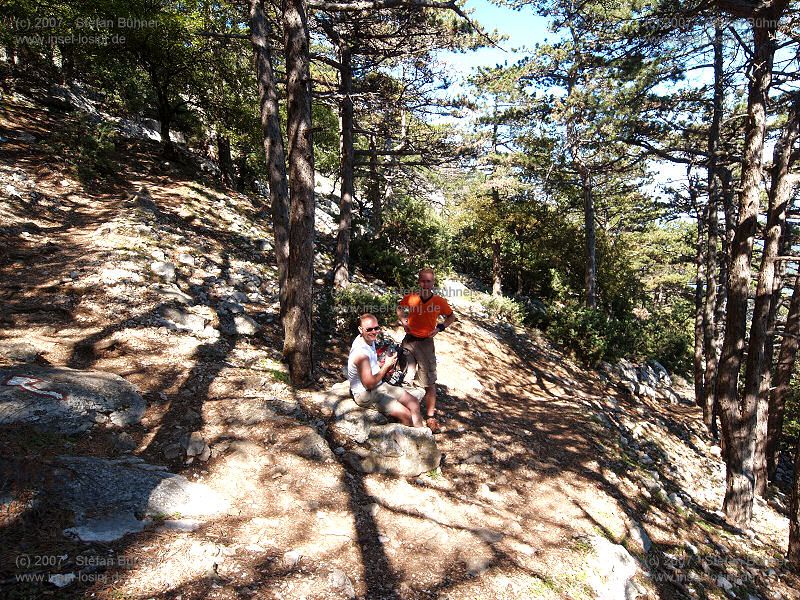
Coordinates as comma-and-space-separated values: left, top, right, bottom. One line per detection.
1, 89, 799, 600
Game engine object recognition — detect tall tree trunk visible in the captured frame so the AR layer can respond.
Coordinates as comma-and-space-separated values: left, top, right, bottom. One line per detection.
250, 0, 289, 321
789, 438, 800, 566
715, 16, 778, 528
702, 21, 724, 434
769, 279, 800, 485
283, 0, 315, 386
333, 42, 354, 289
217, 135, 235, 188
692, 180, 706, 410
751, 97, 800, 493
157, 92, 174, 156
491, 187, 502, 296
368, 135, 381, 234
580, 167, 597, 309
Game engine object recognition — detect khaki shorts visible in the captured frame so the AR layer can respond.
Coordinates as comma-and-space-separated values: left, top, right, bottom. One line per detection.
352, 382, 406, 415
402, 335, 436, 387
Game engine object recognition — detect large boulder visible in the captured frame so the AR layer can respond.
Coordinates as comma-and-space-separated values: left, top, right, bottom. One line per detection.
309, 381, 438, 476
0, 365, 146, 433
357, 423, 441, 476
53, 456, 228, 542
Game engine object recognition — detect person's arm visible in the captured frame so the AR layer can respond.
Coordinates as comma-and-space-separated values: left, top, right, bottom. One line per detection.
430, 305, 456, 337
396, 304, 410, 332
356, 352, 397, 389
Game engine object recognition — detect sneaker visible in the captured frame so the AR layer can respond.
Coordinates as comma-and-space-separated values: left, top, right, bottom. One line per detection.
426, 417, 441, 434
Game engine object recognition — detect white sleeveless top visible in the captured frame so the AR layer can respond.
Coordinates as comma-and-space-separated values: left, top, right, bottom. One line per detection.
348, 335, 379, 395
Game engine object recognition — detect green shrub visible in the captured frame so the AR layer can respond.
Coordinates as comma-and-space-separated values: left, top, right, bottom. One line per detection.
546, 303, 637, 365
475, 293, 526, 326
351, 195, 451, 288
46, 115, 119, 184
332, 286, 397, 337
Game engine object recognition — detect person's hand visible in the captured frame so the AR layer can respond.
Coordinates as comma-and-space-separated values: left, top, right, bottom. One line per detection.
383, 353, 398, 369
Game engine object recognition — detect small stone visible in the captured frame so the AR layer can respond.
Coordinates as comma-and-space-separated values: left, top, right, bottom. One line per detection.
164, 443, 183, 460
184, 431, 206, 457
48, 573, 76, 587
114, 432, 136, 452
710, 445, 722, 457
177, 253, 195, 266
328, 568, 355, 598
668, 493, 684, 508
684, 541, 698, 555
151, 261, 176, 282
334, 446, 345, 455
283, 550, 302, 568
716, 575, 733, 591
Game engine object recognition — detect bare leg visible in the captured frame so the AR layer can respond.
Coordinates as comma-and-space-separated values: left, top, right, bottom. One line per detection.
424, 385, 436, 418
399, 392, 425, 427
385, 402, 413, 426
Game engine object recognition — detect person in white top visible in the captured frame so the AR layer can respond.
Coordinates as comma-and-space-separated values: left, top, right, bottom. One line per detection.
348, 313, 425, 428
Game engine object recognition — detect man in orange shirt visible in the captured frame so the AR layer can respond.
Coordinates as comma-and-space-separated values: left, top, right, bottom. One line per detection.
396, 268, 456, 433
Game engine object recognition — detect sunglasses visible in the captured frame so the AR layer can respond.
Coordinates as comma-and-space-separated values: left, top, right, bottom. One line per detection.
363, 326, 381, 332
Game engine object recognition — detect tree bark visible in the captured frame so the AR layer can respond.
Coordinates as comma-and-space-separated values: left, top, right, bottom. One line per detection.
702, 21, 724, 435
368, 135, 381, 234
579, 166, 597, 309
250, 0, 290, 321
491, 187, 503, 296
694, 202, 707, 413
770, 274, 800, 474
282, 0, 315, 386
157, 90, 174, 155
333, 42, 354, 289
715, 16, 778, 528
217, 135, 235, 188
751, 97, 800, 493
788, 438, 800, 567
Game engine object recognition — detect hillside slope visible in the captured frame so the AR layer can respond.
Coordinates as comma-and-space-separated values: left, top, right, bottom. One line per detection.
1, 92, 798, 600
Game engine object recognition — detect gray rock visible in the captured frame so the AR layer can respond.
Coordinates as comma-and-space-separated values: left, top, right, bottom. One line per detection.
615, 359, 638, 383
668, 493, 684, 507
717, 575, 733, 592
159, 306, 207, 334
113, 432, 137, 452
184, 431, 207, 457
230, 314, 259, 336
358, 423, 441, 477
0, 340, 43, 363
590, 535, 640, 600
328, 568, 356, 598
648, 360, 672, 387
150, 261, 176, 282
48, 572, 76, 587
626, 520, 652, 553
176, 253, 195, 266
295, 430, 335, 463
0, 365, 145, 434
465, 555, 491, 576
154, 285, 193, 305
53, 455, 228, 542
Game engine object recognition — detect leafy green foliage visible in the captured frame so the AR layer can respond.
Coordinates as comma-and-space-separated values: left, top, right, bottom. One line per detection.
45, 115, 119, 184
332, 287, 397, 337
474, 293, 527, 326
351, 194, 451, 288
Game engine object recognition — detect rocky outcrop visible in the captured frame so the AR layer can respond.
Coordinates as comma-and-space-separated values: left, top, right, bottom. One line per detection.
308, 381, 440, 476
599, 359, 689, 405
0, 365, 146, 433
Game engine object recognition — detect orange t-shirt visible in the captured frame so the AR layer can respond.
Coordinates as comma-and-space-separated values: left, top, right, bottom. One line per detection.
399, 293, 453, 338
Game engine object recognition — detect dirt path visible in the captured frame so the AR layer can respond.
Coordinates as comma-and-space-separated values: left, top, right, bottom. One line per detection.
2, 96, 798, 600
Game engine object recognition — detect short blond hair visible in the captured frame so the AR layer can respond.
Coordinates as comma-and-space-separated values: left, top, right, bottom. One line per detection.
418, 268, 435, 280
359, 313, 378, 326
